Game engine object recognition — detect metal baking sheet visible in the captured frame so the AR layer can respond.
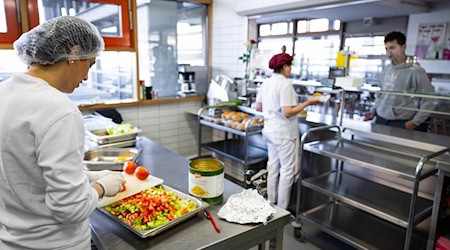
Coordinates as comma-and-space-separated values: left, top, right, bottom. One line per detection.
83, 148, 141, 171
98, 185, 209, 238
86, 127, 142, 145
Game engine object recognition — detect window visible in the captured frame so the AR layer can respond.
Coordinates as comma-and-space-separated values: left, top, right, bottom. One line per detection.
296, 18, 340, 34
137, 0, 208, 98
31, 0, 133, 49
257, 18, 340, 80
294, 35, 340, 80
0, 0, 21, 46
309, 18, 329, 32
344, 36, 387, 84
68, 51, 137, 105
259, 22, 293, 36
0, 0, 6, 33
0, 50, 27, 82
0, 0, 136, 105
257, 37, 293, 72
1, 0, 209, 105
177, 3, 207, 66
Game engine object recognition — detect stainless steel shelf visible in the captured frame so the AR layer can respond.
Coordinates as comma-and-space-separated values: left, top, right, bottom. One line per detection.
302, 172, 433, 228
201, 140, 267, 165
199, 119, 262, 136
300, 202, 428, 250
303, 138, 436, 179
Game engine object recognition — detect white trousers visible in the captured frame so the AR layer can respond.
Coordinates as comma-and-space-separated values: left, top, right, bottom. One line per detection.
263, 133, 299, 209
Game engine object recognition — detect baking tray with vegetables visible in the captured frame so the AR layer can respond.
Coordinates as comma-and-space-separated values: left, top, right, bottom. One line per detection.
99, 184, 208, 238
86, 123, 142, 145
83, 148, 142, 171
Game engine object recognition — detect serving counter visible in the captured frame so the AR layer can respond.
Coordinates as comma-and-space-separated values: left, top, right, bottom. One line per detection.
89, 137, 291, 250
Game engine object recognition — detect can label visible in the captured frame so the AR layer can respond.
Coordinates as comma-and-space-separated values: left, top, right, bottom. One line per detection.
188, 172, 224, 198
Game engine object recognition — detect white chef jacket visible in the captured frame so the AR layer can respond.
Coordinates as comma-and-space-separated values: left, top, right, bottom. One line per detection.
0, 74, 98, 249
256, 73, 298, 138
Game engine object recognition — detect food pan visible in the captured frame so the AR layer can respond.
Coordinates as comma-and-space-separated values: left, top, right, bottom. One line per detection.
83, 148, 141, 171
98, 185, 209, 238
97, 139, 137, 149
86, 127, 142, 145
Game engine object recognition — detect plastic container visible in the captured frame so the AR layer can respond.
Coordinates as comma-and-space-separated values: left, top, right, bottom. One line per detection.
188, 158, 224, 204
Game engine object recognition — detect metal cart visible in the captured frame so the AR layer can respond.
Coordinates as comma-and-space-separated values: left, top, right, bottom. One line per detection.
197, 105, 268, 187
292, 125, 450, 250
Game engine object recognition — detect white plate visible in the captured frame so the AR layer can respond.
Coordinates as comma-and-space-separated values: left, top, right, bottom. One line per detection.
98, 172, 163, 207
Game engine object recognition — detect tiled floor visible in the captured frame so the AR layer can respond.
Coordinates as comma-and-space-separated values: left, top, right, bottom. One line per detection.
281, 219, 355, 250
250, 217, 355, 250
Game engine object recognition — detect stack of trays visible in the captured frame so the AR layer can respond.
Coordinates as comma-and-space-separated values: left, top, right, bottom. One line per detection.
86, 127, 142, 148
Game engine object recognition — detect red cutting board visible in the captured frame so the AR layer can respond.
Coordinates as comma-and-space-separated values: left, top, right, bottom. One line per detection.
98, 172, 163, 207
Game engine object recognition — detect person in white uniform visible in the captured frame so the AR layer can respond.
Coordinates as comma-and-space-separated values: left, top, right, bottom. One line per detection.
256, 53, 319, 209
0, 16, 126, 250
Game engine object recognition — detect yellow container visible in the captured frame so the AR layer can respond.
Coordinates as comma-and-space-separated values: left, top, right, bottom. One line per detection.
189, 158, 224, 204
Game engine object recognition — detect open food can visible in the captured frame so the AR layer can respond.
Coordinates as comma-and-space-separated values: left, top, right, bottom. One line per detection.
189, 158, 224, 205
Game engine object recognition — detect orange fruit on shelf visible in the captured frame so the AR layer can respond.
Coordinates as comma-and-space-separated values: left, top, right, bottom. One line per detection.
123, 161, 137, 174
135, 166, 149, 180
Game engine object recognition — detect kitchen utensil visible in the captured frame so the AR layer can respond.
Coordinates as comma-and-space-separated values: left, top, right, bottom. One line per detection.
203, 208, 221, 233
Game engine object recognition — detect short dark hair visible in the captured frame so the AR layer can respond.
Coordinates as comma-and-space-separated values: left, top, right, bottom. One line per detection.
384, 31, 406, 45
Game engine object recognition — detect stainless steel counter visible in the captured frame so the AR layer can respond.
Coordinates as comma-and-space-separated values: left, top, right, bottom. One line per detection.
89, 137, 291, 250
299, 111, 450, 150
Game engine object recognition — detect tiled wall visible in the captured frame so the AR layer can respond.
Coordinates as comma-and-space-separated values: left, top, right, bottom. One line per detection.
82, 100, 212, 158
211, 0, 248, 78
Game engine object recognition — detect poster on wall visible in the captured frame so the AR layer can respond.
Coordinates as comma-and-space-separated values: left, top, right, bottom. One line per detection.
443, 25, 450, 60
414, 22, 448, 60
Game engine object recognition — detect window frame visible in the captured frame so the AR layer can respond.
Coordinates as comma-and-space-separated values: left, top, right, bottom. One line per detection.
27, 0, 133, 49
0, 0, 21, 46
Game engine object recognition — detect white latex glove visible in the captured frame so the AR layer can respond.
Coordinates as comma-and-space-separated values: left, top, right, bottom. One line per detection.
97, 174, 126, 197
85, 170, 119, 182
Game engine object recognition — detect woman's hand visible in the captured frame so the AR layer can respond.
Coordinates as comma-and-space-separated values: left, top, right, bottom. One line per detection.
306, 99, 321, 105
95, 174, 126, 197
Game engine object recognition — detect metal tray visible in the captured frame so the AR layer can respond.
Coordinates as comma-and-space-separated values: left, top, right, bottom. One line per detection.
97, 139, 137, 149
83, 148, 141, 171
86, 127, 142, 145
98, 185, 209, 238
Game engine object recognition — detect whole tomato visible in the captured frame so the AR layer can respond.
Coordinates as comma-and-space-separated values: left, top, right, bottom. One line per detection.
135, 166, 149, 180
123, 161, 137, 174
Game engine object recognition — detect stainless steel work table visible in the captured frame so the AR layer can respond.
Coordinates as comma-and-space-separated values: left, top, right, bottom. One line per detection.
89, 137, 291, 250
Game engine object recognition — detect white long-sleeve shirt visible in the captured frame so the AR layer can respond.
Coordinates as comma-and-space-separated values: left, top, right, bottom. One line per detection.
0, 74, 98, 249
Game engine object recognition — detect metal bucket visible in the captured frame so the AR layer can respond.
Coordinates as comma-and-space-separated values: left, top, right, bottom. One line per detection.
188, 158, 224, 205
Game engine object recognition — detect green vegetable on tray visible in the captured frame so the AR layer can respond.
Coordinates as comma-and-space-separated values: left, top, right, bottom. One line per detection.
106, 123, 134, 135
104, 185, 197, 230
215, 100, 242, 106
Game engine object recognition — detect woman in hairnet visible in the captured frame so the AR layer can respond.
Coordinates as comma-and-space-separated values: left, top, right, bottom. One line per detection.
0, 16, 125, 249
256, 53, 319, 210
